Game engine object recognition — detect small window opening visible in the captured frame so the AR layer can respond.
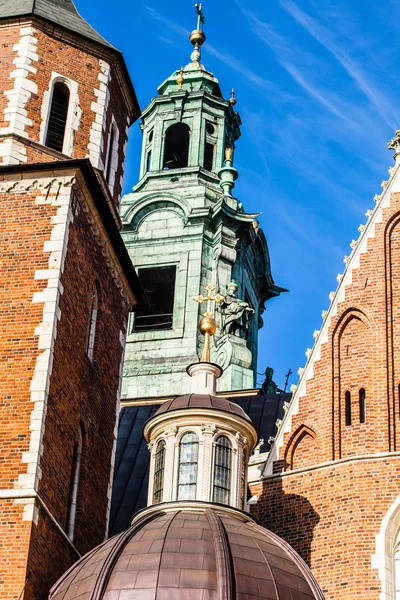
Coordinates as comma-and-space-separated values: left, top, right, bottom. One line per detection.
105, 124, 116, 184
204, 142, 214, 172
213, 436, 232, 505
66, 426, 83, 541
206, 122, 215, 135
134, 266, 176, 332
146, 150, 152, 173
163, 123, 190, 170
153, 440, 166, 504
177, 432, 199, 500
359, 388, 366, 424
45, 82, 70, 153
148, 130, 154, 143
345, 391, 352, 426
86, 283, 100, 361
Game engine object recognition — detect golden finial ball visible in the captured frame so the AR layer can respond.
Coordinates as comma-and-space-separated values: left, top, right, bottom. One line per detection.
199, 315, 216, 336
189, 29, 206, 46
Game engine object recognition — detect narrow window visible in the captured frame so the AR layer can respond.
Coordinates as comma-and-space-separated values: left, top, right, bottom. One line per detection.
153, 440, 166, 504
204, 142, 214, 171
213, 436, 232, 505
45, 82, 70, 153
66, 426, 83, 541
345, 391, 352, 426
105, 124, 116, 184
359, 388, 366, 424
86, 283, 100, 361
134, 266, 176, 332
163, 123, 190, 170
146, 149, 152, 172
177, 432, 199, 500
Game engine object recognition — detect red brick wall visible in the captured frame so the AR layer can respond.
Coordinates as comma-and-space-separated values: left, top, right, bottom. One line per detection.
0, 20, 131, 208
0, 170, 130, 600
251, 189, 400, 598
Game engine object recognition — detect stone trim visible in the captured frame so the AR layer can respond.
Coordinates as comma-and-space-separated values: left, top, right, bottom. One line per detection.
264, 162, 400, 475
0, 26, 38, 164
39, 71, 81, 157
87, 59, 110, 170
373, 494, 400, 600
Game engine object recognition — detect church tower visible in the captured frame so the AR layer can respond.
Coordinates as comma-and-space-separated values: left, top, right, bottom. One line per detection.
0, 2, 143, 598
121, 6, 284, 401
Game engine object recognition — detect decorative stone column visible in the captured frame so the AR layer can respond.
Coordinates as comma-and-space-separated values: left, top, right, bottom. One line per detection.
235, 433, 247, 509
201, 423, 217, 501
163, 426, 177, 502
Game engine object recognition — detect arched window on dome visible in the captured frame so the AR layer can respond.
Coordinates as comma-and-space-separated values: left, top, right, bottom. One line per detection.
163, 123, 190, 170
213, 436, 232, 505
66, 425, 83, 541
153, 440, 166, 504
177, 432, 199, 500
86, 282, 100, 362
45, 81, 70, 153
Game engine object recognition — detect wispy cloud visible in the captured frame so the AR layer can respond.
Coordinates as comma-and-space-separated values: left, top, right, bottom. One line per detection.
278, 0, 399, 127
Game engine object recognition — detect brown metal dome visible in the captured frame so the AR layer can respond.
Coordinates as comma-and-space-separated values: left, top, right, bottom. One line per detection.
155, 393, 252, 422
50, 503, 325, 600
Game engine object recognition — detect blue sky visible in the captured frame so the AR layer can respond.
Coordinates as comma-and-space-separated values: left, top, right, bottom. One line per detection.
79, 0, 398, 390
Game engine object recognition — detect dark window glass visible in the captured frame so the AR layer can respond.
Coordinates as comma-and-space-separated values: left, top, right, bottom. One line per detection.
146, 150, 152, 172
163, 123, 190, 170
153, 440, 166, 504
204, 142, 214, 172
213, 436, 232, 505
359, 388, 366, 424
148, 130, 154, 143
134, 266, 176, 332
105, 125, 116, 184
177, 432, 199, 500
206, 122, 215, 135
45, 82, 70, 152
86, 283, 99, 361
345, 391, 352, 426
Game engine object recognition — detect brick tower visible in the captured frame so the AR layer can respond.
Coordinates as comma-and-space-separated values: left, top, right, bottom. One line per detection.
0, 2, 143, 599
248, 134, 400, 599
120, 6, 284, 401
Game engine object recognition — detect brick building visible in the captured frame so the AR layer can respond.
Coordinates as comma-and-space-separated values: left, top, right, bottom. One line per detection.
0, 1, 143, 599
247, 135, 400, 599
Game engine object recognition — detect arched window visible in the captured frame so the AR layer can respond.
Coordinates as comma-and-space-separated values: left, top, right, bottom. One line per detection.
213, 436, 232, 505
66, 426, 83, 541
45, 81, 70, 153
177, 432, 199, 500
86, 283, 100, 361
345, 391, 352, 426
153, 440, 166, 504
395, 530, 400, 599
359, 388, 366, 424
163, 123, 190, 170
105, 123, 117, 184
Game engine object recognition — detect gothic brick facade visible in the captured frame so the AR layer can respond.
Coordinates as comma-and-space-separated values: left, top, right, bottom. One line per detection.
250, 163, 400, 599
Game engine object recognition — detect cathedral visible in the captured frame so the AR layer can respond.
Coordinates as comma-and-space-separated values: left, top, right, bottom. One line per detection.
0, 1, 400, 599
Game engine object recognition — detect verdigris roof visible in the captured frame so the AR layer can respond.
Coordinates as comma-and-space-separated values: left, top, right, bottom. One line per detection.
0, 0, 114, 49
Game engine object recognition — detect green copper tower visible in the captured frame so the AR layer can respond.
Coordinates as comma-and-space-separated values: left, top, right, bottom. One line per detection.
120, 5, 284, 400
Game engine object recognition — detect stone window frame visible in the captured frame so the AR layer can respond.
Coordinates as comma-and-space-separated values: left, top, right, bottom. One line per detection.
104, 115, 120, 196
373, 495, 400, 599
66, 425, 84, 541
40, 72, 81, 157
127, 252, 188, 342
147, 423, 246, 507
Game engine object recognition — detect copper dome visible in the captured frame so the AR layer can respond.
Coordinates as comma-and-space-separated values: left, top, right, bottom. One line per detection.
50, 503, 325, 600
155, 394, 252, 422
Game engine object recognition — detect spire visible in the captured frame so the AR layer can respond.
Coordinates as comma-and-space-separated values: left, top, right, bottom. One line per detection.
189, 3, 206, 64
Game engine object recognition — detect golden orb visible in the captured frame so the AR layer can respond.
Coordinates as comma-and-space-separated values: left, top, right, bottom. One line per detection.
199, 315, 216, 336
189, 29, 206, 47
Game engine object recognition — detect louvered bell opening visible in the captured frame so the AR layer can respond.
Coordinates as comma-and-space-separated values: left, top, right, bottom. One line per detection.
45, 82, 70, 153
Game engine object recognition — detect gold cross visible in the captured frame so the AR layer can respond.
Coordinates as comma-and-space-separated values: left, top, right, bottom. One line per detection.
194, 283, 225, 318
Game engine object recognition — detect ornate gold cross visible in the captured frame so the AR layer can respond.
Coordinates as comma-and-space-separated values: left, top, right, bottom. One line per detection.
194, 283, 225, 318
194, 284, 224, 363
